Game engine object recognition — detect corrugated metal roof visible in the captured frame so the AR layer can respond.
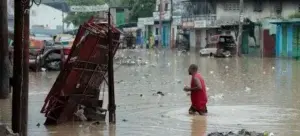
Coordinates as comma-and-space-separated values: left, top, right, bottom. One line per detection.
42, 0, 70, 12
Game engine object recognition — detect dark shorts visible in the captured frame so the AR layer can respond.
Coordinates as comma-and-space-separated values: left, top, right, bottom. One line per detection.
189, 105, 207, 115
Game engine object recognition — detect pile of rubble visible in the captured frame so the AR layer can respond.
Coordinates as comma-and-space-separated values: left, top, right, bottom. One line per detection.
208, 129, 273, 136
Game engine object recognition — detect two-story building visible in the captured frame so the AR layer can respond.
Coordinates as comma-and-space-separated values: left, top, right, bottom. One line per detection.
180, 0, 300, 53
153, 0, 172, 48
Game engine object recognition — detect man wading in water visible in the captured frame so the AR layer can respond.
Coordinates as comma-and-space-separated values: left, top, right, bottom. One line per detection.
184, 64, 208, 115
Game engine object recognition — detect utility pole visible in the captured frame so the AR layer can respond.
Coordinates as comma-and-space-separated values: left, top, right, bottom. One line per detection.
107, 8, 116, 124
12, 0, 23, 133
0, 0, 10, 99
159, 0, 164, 48
238, 0, 244, 56
21, 0, 30, 135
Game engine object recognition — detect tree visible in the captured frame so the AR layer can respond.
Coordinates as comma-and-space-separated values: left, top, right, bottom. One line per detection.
289, 12, 300, 19
121, 0, 156, 22
64, 0, 105, 26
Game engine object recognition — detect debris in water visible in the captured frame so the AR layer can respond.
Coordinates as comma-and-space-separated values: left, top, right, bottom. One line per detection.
272, 67, 275, 70
157, 91, 165, 96
208, 129, 267, 136
176, 80, 182, 84
210, 94, 224, 100
225, 66, 229, 69
263, 71, 266, 75
245, 87, 251, 93
144, 74, 151, 77
210, 71, 214, 74
36, 123, 40, 127
74, 105, 87, 121
150, 64, 157, 67
117, 80, 124, 84
0, 125, 18, 136
41, 67, 46, 72
140, 94, 143, 97
92, 121, 100, 125
122, 119, 128, 122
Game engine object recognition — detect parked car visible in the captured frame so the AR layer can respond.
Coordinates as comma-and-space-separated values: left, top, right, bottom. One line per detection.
9, 34, 71, 71
199, 35, 236, 57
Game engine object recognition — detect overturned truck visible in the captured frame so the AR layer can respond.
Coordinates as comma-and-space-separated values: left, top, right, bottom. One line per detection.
40, 18, 121, 125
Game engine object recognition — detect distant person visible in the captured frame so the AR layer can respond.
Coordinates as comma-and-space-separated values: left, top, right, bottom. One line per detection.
155, 35, 159, 48
184, 64, 208, 115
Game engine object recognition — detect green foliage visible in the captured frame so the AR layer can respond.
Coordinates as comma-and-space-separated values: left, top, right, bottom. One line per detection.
289, 12, 300, 19
121, 0, 156, 22
64, 0, 105, 26
64, 0, 156, 25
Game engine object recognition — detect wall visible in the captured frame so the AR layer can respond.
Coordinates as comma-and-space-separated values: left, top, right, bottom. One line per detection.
189, 30, 196, 51
30, 4, 74, 31
195, 29, 207, 48
216, 1, 300, 22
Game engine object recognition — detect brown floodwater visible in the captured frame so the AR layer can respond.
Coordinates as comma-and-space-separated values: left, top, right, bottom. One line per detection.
1, 49, 300, 136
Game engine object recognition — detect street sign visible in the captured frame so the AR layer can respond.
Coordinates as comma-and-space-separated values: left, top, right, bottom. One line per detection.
138, 17, 154, 26
194, 20, 206, 28
70, 4, 109, 12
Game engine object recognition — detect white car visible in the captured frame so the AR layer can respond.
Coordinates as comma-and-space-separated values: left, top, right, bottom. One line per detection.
199, 44, 217, 56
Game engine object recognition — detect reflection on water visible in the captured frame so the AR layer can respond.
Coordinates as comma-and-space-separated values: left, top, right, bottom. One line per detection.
191, 116, 207, 136
0, 49, 300, 135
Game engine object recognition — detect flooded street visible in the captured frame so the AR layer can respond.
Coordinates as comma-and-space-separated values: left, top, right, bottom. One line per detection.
1, 49, 300, 136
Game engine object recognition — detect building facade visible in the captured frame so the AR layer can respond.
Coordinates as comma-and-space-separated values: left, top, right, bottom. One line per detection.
153, 0, 172, 48
181, 0, 300, 52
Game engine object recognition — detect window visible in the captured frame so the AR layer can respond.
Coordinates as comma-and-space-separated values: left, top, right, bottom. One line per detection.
224, 3, 239, 11
157, 4, 160, 11
165, 3, 169, 11
156, 28, 159, 35
254, 0, 262, 12
298, 4, 300, 12
274, 2, 282, 13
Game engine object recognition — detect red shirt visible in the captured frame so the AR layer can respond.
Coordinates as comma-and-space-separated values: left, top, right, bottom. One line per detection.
190, 73, 208, 110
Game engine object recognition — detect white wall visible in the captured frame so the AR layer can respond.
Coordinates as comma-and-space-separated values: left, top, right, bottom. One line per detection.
30, 4, 74, 30
189, 30, 196, 50
216, 1, 300, 22
171, 25, 178, 41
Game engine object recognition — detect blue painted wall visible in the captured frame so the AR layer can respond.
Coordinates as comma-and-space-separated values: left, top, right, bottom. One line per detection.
161, 22, 171, 48
276, 24, 282, 57
287, 25, 293, 57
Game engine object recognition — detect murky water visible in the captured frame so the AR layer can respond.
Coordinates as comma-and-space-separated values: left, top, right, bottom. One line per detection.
1, 49, 300, 136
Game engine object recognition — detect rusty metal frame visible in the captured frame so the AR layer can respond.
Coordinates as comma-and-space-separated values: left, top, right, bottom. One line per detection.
41, 17, 121, 125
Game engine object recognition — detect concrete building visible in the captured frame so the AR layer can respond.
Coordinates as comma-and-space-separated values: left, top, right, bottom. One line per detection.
181, 0, 300, 52
153, 0, 172, 48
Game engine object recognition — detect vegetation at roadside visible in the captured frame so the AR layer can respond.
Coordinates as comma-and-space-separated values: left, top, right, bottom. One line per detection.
121, 0, 156, 22
289, 12, 300, 19
64, 0, 156, 25
64, 0, 105, 26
